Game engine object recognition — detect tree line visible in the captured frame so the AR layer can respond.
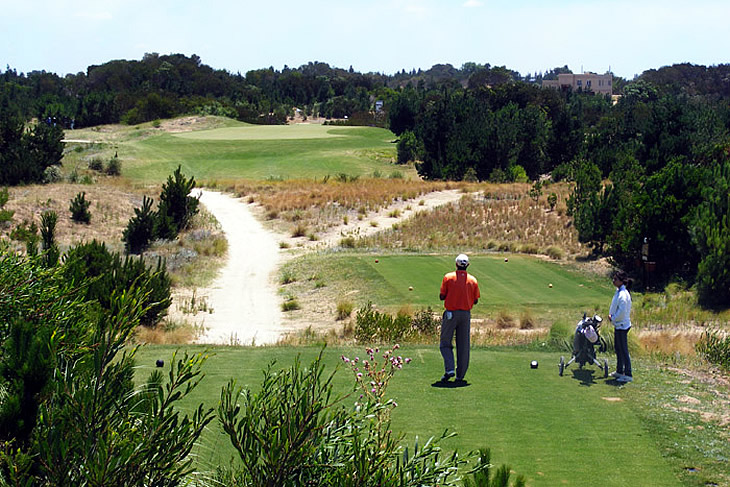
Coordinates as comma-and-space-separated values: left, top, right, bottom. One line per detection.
2, 53, 730, 304
387, 67, 730, 306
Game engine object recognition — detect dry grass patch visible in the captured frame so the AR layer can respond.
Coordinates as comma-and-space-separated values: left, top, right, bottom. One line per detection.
637, 328, 705, 356
133, 318, 202, 344
203, 178, 463, 237
2, 182, 152, 253
358, 182, 584, 257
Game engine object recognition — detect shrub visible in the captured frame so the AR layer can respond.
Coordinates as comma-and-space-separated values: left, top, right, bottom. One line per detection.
355, 302, 413, 342
39, 210, 59, 266
411, 306, 439, 335
335, 299, 354, 320
281, 295, 301, 311
105, 153, 121, 175
87, 157, 104, 171
520, 310, 536, 329
218, 350, 477, 486
0, 250, 212, 485
69, 191, 91, 224
0, 187, 13, 226
463, 167, 479, 182
156, 165, 199, 239
545, 245, 565, 260
547, 320, 574, 351
496, 310, 516, 329
42, 165, 62, 183
10, 220, 39, 255
62, 240, 172, 326
696, 329, 730, 369
340, 236, 357, 248
551, 162, 574, 182
547, 192, 558, 211
510, 165, 528, 183
279, 269, 297, 284
123, 196, 157, 254
292, 223, 307, 238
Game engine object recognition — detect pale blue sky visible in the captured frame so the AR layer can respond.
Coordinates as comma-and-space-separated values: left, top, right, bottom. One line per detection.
1, 0, 729, 79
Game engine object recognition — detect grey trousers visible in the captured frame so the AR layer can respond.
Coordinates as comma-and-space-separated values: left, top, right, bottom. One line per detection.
439, 309, 471, 379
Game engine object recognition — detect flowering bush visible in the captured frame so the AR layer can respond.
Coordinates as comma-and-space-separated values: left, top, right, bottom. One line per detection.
341, 344, 412, 405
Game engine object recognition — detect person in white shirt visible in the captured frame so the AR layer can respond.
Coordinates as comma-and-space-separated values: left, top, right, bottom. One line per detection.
608, 270, 633, 383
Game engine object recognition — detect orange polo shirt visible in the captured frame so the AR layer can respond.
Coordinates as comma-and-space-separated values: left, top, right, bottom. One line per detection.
440, 270, 480, 311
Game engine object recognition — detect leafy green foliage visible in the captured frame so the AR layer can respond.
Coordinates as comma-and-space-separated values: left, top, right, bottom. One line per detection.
695, 329, 730, 369
63, 240, 172, 326
0, 249, 213, 485
9, 220, 39, 255
693, 146, 730, 306
105, 153, 122, 175
123, 195, 157, 254
69, 191, 91, 223
462, 448, 526, 487
0, 114, 64, 185
39, 210, 59, 267
156, 165, 199, 239
0, 187, 13, 225
355, 302, 414, 342
397, 130, 420, 164
217, 349, 486, 486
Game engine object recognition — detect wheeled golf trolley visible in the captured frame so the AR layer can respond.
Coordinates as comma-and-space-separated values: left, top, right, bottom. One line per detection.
558, 313, 610, 378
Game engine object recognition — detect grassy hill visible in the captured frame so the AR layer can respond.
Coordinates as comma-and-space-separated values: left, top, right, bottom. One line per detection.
65, 117, 410, 182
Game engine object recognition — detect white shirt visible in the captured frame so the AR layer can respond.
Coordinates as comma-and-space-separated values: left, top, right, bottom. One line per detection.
609, 284, 632, 330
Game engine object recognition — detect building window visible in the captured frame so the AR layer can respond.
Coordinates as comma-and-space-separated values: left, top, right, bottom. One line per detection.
577, 80, 582, 86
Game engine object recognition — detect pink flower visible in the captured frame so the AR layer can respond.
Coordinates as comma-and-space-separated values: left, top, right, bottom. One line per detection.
394, 344, 400, 349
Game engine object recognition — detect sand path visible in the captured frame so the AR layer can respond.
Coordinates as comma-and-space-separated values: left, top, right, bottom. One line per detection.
190, 188, 469, 345
192, 189, 284, 345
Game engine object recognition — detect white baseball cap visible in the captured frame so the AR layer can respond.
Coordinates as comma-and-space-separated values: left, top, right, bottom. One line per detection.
455, 254, 469, 267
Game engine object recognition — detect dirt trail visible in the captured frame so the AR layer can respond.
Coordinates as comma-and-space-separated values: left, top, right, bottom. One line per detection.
190, 188, 468, 345
192, 190, 285, 345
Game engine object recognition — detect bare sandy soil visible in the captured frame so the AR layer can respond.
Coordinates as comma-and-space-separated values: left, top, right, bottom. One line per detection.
189, 188, 468, 345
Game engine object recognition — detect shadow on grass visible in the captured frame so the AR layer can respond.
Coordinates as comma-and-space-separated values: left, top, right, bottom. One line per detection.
431, 379, 471, 389
571, 368, 598, 386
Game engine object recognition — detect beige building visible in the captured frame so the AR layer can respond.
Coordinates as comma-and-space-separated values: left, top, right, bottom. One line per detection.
542, 73, 612, 95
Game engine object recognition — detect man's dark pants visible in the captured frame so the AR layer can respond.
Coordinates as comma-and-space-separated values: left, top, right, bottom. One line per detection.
440, 309, 471, 379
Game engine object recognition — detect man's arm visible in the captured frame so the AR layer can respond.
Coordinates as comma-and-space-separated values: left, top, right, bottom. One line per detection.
440, 293, 446, 301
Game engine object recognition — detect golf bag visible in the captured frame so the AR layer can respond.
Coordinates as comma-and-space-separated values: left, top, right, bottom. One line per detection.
559, 313, 609, 377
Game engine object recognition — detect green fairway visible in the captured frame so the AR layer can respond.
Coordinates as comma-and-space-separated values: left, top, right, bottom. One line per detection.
134, 345, 682, 487
284, 253, 613, 322
117, 123, 404, 181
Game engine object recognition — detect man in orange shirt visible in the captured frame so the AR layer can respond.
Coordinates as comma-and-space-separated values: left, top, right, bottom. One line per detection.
439, 253, 480, 383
